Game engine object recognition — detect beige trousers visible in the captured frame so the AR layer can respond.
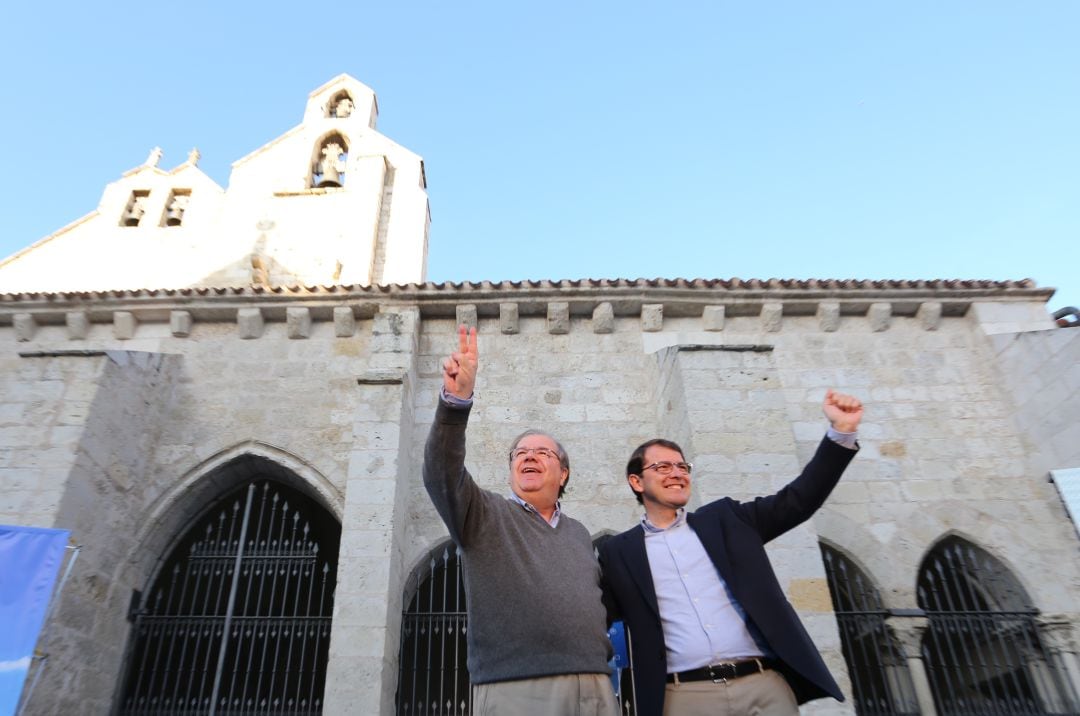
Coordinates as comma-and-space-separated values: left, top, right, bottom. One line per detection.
473, 673, 619, 716
662, 669, 799, 716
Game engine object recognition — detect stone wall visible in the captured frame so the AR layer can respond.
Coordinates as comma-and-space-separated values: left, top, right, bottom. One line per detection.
1, 288, 1077, 715
36, 351, 182, 714
987, 326, 1080, 476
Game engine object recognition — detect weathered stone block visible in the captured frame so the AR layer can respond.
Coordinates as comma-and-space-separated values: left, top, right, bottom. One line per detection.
548, 302, 569, 334
641, 304, 663, 332
918, 301, 942, 331
869, 302, 891, 332
113, 311, 137, 340
455, 304, 477, 329
170, 310, 192, 337
592, 302, 614, 334
703, 305, 725, 331
237, 308, 264, 339
817, 302, 840, 332
334, 306, 356, 337
500, 303, 519, 334
66, 311, 89, 340
761, 302, 783, 332
287, 307, 312, 339
13, 313, 36, 342
787, 578, 832, 611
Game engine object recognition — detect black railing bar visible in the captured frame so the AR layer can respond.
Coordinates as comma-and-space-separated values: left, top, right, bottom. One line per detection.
264, 511, 300, 710
250, 497, 279, 711
210, 485, 253, 716
957, 548, 1029, 713
307, 567, 330, 712
922, 610, 1040, 617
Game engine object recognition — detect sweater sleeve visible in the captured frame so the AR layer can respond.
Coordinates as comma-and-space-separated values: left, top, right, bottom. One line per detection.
422, 398, 486, 546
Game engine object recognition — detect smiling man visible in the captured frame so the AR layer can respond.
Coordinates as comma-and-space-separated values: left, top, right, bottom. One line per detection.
422, 325, 617, 716
599, 390, 863, 716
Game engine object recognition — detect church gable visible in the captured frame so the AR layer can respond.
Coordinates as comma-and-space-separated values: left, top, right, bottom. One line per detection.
0, 75, 429, 294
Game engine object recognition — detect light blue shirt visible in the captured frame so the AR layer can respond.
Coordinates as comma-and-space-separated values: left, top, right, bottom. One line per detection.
642, 510, 765, 671
643, 428, 857, 672
508, 492, 562, 527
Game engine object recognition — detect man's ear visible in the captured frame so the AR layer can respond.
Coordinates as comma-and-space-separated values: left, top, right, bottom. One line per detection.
627, 474, 644, 496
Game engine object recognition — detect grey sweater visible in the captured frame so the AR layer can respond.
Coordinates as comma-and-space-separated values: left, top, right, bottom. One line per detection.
422, 400, 613, 684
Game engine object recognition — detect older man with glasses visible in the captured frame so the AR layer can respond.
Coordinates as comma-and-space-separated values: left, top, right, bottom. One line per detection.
423, 325, 618, 716
598, 390, 863, 716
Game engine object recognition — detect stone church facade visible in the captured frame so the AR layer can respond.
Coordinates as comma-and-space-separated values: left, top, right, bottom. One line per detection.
1, 75, 1078, 715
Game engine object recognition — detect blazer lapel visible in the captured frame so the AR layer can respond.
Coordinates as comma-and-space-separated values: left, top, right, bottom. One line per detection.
620, 527, 661, 621
686, 511, 735, 585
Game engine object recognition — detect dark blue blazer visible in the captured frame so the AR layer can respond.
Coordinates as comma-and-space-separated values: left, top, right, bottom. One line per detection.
598, 437, 857, 716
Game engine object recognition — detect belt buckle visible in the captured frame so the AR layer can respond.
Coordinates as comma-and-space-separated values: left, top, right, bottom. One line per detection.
708, 663, 736, 683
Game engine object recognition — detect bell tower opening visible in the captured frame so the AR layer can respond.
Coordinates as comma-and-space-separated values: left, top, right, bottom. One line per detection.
310, 133, 349, 189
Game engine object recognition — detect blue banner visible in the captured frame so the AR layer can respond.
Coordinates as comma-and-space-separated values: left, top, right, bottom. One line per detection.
0, 525, 69, 716
607, 620, 629, 695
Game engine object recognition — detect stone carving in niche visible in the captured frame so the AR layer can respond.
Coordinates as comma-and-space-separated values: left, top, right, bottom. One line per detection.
121, 190, 149, 227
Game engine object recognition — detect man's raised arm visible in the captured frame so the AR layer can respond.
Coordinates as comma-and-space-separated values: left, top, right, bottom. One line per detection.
422, 326, 482, 544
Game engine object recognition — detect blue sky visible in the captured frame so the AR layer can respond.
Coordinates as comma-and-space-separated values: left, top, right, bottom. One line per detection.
2, 2, 1077, 313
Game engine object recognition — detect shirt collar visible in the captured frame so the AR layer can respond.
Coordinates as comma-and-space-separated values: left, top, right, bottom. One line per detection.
641, 507, 687, 533
508, 492, 562, 527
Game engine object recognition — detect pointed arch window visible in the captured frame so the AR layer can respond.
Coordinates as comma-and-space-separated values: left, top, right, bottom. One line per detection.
118, 478, 340, 715
311, 133, 348, 188
918, 536, 1079, 714
396, 542, 469, 715
820, 543, 918, 715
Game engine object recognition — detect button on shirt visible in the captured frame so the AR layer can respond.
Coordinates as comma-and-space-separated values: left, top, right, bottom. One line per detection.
644, 427, 857, 673
643, 510, 764, 672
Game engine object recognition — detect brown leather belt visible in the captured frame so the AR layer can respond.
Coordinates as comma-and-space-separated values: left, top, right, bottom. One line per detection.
666, 658, 776, 684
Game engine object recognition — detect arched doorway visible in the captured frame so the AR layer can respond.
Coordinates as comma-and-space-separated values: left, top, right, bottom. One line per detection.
820, 542, 918, 715
395, 541, 468, 716
118, 475, 340, 715
918, 536, 1079, 714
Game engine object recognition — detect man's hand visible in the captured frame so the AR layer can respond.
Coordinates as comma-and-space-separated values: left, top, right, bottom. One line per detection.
823, 389, 863, 433
443, 324, 478, 400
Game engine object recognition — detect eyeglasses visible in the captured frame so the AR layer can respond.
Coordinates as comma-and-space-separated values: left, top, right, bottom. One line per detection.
641, 461, 693, 476
510, 447, 560, 462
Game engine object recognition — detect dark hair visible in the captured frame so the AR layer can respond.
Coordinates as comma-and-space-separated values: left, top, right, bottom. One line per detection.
625, 438, 686, 505
510, 429, 571, 498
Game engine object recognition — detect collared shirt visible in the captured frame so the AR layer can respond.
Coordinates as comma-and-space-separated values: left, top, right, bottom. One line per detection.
642, 509, 765, 671
642, 429, 857, 673
508, 492, 562, 527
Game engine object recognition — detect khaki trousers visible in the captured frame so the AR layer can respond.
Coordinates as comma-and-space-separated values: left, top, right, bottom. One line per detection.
662, 669, 799, 716
473, 673, 619, 716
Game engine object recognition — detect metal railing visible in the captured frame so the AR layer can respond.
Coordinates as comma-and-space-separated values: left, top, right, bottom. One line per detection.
396, 546, 470, 715
119, 481, 337, 715
822, 544, 920, 715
